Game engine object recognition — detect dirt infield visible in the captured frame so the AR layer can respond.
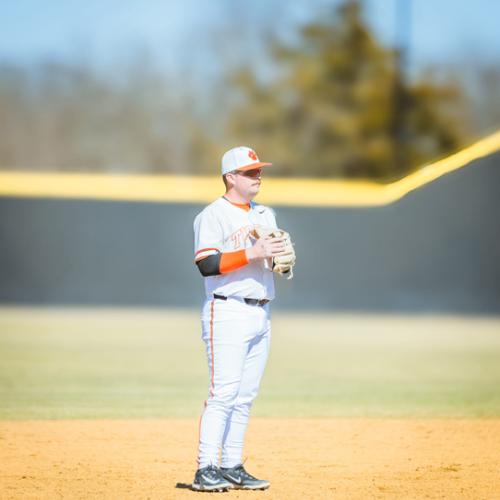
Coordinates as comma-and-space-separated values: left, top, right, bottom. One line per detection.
1, 419, 499, 499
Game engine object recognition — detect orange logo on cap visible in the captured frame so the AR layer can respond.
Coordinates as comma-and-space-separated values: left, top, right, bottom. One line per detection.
248, 150, 258, 161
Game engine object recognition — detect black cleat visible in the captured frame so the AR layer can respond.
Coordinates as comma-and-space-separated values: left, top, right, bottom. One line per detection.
191, 465, 234, 492
220, 464, 270, 490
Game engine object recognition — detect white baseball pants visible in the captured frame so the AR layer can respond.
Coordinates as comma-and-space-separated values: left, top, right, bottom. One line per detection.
197, 297, 271, 469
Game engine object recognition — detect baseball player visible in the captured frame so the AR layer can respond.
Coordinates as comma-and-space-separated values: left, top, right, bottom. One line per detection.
191, 146, 295, 492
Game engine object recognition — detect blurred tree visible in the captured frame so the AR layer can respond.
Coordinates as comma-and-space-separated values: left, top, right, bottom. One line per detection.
0, 0, 484, 179
0, 55, 212, 173
227, 0, 467, 181
455, 61, 500, 136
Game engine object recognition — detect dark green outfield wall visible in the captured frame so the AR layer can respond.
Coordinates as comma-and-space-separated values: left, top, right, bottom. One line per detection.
1, 153, 499, 312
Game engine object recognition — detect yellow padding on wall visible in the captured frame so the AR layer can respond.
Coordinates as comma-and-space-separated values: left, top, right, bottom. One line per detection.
0, 130, 499, 207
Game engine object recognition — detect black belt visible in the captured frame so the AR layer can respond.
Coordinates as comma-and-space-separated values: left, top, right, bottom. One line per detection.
213, 294, 270, 307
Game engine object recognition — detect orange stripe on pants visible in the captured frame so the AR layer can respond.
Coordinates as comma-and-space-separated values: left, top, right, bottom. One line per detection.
197, 299, 215, 467
209, 299, 215, 397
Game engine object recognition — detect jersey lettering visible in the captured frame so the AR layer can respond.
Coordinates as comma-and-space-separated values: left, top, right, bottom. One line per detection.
193, 197, 278, 300
229, 225, 254, 250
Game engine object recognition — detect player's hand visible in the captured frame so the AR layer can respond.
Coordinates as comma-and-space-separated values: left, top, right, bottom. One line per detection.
246, 236, 286, 261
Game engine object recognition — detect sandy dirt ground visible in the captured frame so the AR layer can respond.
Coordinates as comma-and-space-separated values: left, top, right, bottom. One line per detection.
1, 418, 499, 499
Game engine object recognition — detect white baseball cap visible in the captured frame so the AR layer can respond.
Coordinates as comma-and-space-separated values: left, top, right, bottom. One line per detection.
221, 146, 272, 176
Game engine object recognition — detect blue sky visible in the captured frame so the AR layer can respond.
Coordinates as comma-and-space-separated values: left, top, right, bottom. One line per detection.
1, 0, 499, 72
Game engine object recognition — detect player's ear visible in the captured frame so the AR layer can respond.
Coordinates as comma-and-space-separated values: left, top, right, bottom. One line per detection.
223, 173, 235, 189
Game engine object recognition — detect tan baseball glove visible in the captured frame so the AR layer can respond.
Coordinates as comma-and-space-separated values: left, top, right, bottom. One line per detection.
252, 225, 296, 279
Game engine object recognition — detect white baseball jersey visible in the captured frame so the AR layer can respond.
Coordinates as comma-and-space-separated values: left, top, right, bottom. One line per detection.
193, 196, 279, 300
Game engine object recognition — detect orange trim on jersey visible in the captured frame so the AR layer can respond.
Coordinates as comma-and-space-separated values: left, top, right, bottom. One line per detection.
209, 299, 215, 398
223, 196, 251, 212
196, 247, 219, 256
220, 249, 249, 273
194, 247, 220, 262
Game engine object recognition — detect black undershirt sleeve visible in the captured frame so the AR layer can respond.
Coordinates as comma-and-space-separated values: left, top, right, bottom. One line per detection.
196, 253, 222, 277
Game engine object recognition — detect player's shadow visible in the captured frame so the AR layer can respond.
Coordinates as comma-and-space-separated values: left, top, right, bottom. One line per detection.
175, 482, 192, 490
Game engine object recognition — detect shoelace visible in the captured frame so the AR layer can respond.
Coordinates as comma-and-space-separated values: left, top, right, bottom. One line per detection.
202, 465, 222, 480
232, 465, 257, 481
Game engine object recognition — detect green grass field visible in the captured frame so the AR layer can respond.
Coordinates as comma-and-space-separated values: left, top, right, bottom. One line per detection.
1, 307, 499, 419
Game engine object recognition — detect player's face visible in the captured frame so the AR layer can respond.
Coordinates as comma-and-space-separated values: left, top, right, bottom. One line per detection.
231, 168, 263, 198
